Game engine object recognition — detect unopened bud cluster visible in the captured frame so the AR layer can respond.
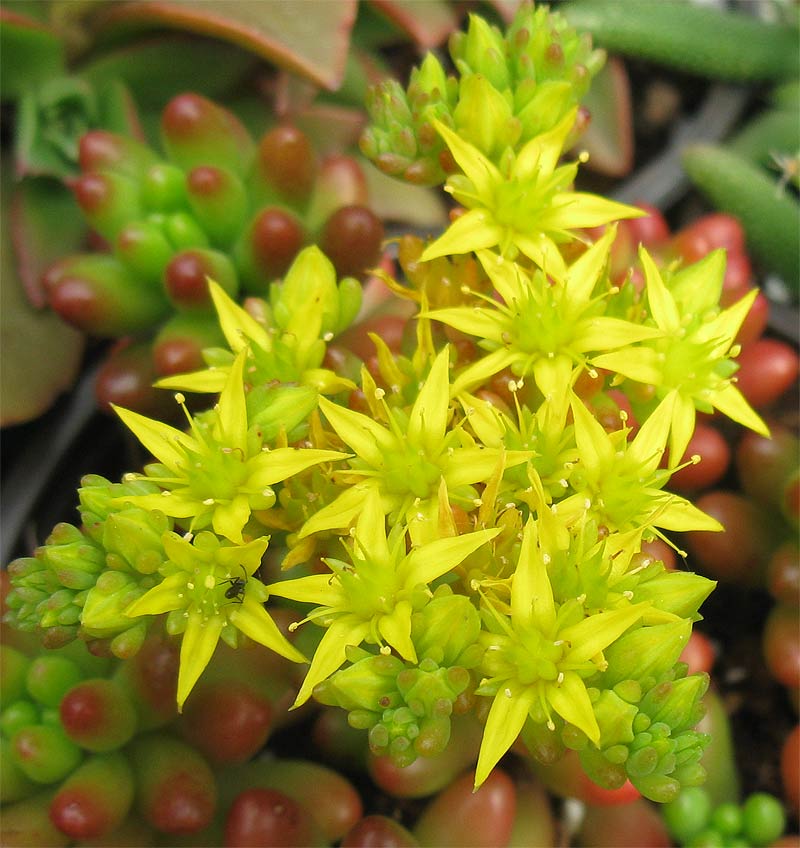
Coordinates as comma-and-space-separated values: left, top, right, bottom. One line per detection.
360, 5, 603, 185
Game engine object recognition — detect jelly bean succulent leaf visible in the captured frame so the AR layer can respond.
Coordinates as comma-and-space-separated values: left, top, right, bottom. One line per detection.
124, 530, 305, 709
114, 350, 347, 543
270, 489, 499, 707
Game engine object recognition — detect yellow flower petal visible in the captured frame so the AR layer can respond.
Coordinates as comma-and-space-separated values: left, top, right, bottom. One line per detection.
407, 348, 450, 454
318, 396, 395, 468
293, 617, 371, 707
546, 671, 599, 743
155, 369, 229, 394
212, 493, 250, 543
209, 279, 271, 353
403, 527, 499, 587
228, 594, 306, 664
420, 209, 504, 262
640, 248, 680, 334
512, 519, 555, 632
112, 406, 192, 474
176, 609, 225, 711
474, 685, 535, 789
124, 573, 187, 618
432, 119, 503, 198
378, 601, 416, 663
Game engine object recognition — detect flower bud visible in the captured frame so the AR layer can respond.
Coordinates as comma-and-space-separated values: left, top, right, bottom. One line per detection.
40, 523, 105, 591
453, 75, 520, 159
411, 53, 452, 102
592, 689, 638, 748
80, 570, 151, 638
411, 591, 482, 667
450, 15, 510, 90
247, 384, 319, 443
271, 245, 338, 335
631, 569, 716, 619
515, 78, 575, 140
79, 475, 155, 533
161, 93, 254, 174
37, 589, 83, 631
601, 620, 692, 687
102, 507, 169, 575
640, 674, 709, 733
314, 649, 405, 712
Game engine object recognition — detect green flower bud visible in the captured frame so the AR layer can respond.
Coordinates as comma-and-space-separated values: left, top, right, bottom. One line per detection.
80, 570, 152, 638
40, 524, 105, 591
521, 715, 565, 764
37, 588, 84, 630
453, 75, 520, 160
314, 649, 405, 712
630, 569, 716, 619
450, 15, 510, 90
601, 620, 692, 687
335, 276, 363, 336
247, 384, 319, 444
271, 246, 339, 338
592, 689, 637, 748
109, 621, 149, 660
641, 674, 710, 732
79, 475, 160, 534
102, 508, 169, 575
633, 772, 681, 804
412, 53, 451, 102
515, 79, 575, 140
411, 591, 482, 668
506, 6, 603, 100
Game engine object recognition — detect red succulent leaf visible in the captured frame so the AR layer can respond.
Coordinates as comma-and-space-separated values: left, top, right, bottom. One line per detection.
579, 56, 634, 178
369, 0, 459, 49
92, 0, 358, 91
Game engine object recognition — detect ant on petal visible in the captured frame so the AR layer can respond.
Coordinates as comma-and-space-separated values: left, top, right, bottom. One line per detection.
219, 565, 248, 604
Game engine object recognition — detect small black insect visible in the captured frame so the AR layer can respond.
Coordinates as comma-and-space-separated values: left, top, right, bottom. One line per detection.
220, 566, 247, 604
